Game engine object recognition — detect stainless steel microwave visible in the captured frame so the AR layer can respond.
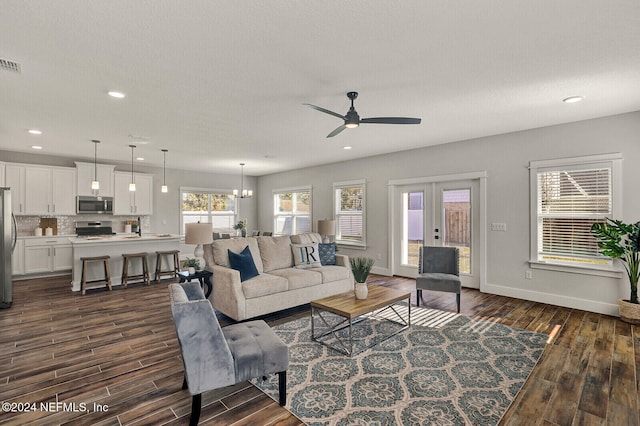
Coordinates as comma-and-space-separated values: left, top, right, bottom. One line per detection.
76, 196, 113, 214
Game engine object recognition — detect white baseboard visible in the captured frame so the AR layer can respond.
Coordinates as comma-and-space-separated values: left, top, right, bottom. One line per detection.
482, 282, 619, 317
371, 266, 393, 276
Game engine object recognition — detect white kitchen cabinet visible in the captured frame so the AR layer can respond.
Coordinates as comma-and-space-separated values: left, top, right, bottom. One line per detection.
23, 237, 73, 274
24, 165, 77, 215
5, 164, 26, 215
114, 172, 153, 215
12, 238, 24, 276
75, 162, 116, 197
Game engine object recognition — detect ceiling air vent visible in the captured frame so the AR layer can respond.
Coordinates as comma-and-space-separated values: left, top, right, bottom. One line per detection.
0, 58, 22, 74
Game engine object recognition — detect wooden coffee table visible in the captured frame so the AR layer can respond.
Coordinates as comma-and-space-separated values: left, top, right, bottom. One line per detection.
310, 285, 411, 356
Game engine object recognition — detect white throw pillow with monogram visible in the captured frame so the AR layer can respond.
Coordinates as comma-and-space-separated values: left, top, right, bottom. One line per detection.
291, 243, 322, 269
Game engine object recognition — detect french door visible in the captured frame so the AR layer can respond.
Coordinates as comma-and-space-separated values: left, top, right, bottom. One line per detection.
392, 179, 480, 288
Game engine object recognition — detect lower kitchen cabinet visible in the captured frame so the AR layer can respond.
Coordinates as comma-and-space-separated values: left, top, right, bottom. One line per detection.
12, 238, 24, 275
23, 237, 73, 274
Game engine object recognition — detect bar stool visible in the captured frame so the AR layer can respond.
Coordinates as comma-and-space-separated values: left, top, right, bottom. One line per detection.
121, 252, 150, 288
155, 250, 180, 283
80, 255, 112, 295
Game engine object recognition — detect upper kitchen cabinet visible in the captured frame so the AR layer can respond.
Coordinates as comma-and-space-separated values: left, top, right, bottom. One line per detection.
5, 164, 26, 215
75, 162, 116, 197
114, 172, 153, 215
24, 165, 77, 215
0, 163, 4, 186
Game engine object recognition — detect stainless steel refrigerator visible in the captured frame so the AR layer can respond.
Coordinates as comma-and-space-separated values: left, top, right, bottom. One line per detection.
1, 187, 17, 309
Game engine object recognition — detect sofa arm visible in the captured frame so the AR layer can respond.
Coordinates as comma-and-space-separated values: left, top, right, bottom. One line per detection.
210, 265, 246, 321
335, 254, 350, 267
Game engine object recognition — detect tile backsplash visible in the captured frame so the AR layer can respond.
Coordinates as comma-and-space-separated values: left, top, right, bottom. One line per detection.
15, 215, 151, 236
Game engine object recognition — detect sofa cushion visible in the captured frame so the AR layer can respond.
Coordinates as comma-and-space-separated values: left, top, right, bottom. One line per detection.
269, 268, 323, 290
241, 273, 289, 299
212, 237, 264, 273
257, 235, 293, 272
228, 246, 260, 282
318, 243, 337, 266
291, 243, 322, 269
290, 232, 322, 244
309, 265, 352, 283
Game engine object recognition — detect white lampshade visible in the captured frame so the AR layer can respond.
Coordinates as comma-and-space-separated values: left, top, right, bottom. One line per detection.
185, 222, 214, 245
317, 219, 336, 243
91, 180, 100, 190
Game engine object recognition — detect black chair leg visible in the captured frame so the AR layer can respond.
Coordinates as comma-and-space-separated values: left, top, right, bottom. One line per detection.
456, 293, 461, 313
416, 289, 422, 307
190, 394, 201, 426
278, 371, 287, 406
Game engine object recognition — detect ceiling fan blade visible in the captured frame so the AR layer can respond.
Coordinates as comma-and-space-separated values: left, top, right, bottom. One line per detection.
361, 117, 422, 125
303, 103, 346, 120
327, 124, 347, 138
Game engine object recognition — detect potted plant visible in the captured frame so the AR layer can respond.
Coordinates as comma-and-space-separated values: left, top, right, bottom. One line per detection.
350, 256, 375, 299
234, 220, 247, 237
183, 257, 200, 275
591, 218, 640, 324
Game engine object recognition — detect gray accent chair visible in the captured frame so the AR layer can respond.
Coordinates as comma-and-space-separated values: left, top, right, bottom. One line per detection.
169, 282, 288, 425
416, 246, 461, 313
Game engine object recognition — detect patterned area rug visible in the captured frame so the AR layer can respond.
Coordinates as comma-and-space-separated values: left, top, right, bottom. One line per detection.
253, 305, 548, 425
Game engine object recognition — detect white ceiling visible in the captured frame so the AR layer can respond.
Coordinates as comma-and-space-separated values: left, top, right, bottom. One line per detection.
2, 1, 640, 176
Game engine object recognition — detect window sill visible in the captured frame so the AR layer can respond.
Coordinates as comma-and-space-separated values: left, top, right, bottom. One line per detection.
336, 242, 367, 251
529, 260, 624, 278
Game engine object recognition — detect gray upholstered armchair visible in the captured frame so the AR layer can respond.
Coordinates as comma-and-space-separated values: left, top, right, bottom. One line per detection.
416, 246, 461, 313
169, 282, 288, 425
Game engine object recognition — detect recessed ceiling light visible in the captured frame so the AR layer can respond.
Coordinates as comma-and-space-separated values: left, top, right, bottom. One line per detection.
108, 91, 126, 99
31, 145, 43, 150
136, 157, 144, 161
343, 146, 352, 150
28, 129, 42, 135
562, 96, 583, 104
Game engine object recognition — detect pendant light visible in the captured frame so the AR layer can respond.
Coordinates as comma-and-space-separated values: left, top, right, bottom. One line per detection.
233, 163, 252, 198
129, 144, 136, 192
91, 139, 100, 190
161, 149, 168, 193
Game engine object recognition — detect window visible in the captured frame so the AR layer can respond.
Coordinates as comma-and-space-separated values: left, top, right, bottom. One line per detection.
273, 187, 311, 235
180, 188, 235, 234
530, 153, 622, 272
334, 180, 366, 247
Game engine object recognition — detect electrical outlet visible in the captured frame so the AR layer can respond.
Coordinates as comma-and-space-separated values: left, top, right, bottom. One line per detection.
377, 253, 382, 260
525, 270, 533, 279
491, 223, 507, 232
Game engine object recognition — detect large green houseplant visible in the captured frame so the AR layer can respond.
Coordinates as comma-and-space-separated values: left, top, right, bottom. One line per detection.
591, 218, 640, 323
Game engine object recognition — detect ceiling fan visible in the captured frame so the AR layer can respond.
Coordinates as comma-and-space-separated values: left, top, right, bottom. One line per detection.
304, 91, 421, 138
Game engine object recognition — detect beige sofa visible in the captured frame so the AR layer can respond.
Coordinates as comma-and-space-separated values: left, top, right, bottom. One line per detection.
203, 233, 354, 321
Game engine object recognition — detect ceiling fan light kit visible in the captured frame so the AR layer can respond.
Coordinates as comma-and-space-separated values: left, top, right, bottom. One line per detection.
305, 91, 421, 138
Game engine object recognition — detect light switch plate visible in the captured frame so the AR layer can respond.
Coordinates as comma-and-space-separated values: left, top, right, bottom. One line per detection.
491, 223, 507, 231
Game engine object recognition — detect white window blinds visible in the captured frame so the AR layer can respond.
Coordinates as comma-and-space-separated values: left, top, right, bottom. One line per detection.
537, 166, 611, 262
334, 181, 366, 247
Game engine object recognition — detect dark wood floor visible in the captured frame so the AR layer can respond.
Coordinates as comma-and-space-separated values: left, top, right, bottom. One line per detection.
1, 274, 638, 425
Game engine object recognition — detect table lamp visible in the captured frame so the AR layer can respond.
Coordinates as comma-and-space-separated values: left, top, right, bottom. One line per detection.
185, 222, 213, 270
317, 219, 336, 243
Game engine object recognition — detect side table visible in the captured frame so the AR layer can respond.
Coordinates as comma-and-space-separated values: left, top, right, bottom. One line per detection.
178, 269, 213, 298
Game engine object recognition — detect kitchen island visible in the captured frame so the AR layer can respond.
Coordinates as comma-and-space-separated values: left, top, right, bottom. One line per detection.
70, 234, 181, 292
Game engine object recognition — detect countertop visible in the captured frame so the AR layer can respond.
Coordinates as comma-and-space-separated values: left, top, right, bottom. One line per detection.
69, 234, 179, 245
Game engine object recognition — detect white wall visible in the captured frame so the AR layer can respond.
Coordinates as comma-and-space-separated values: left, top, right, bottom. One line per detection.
256, 111, 640, 316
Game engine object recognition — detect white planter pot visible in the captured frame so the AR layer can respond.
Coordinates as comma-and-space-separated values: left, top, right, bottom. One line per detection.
355, 282, 368, 299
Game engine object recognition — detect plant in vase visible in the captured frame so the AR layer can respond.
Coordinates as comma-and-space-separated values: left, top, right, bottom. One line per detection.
183, 257, 200, 275
350, 256, 375, 299
591, 218, 640, 324
234, 220, 247, 237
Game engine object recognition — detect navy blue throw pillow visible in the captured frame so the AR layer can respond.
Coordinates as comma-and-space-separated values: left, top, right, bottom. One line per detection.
228, 245, 259, 282
318, 243, 336, 266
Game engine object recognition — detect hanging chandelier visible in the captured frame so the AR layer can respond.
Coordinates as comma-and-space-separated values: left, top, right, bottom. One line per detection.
129, 145, 136, 192
233, 163, 253, 198
161, 149, 168, 193
91, 139, 100, 191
